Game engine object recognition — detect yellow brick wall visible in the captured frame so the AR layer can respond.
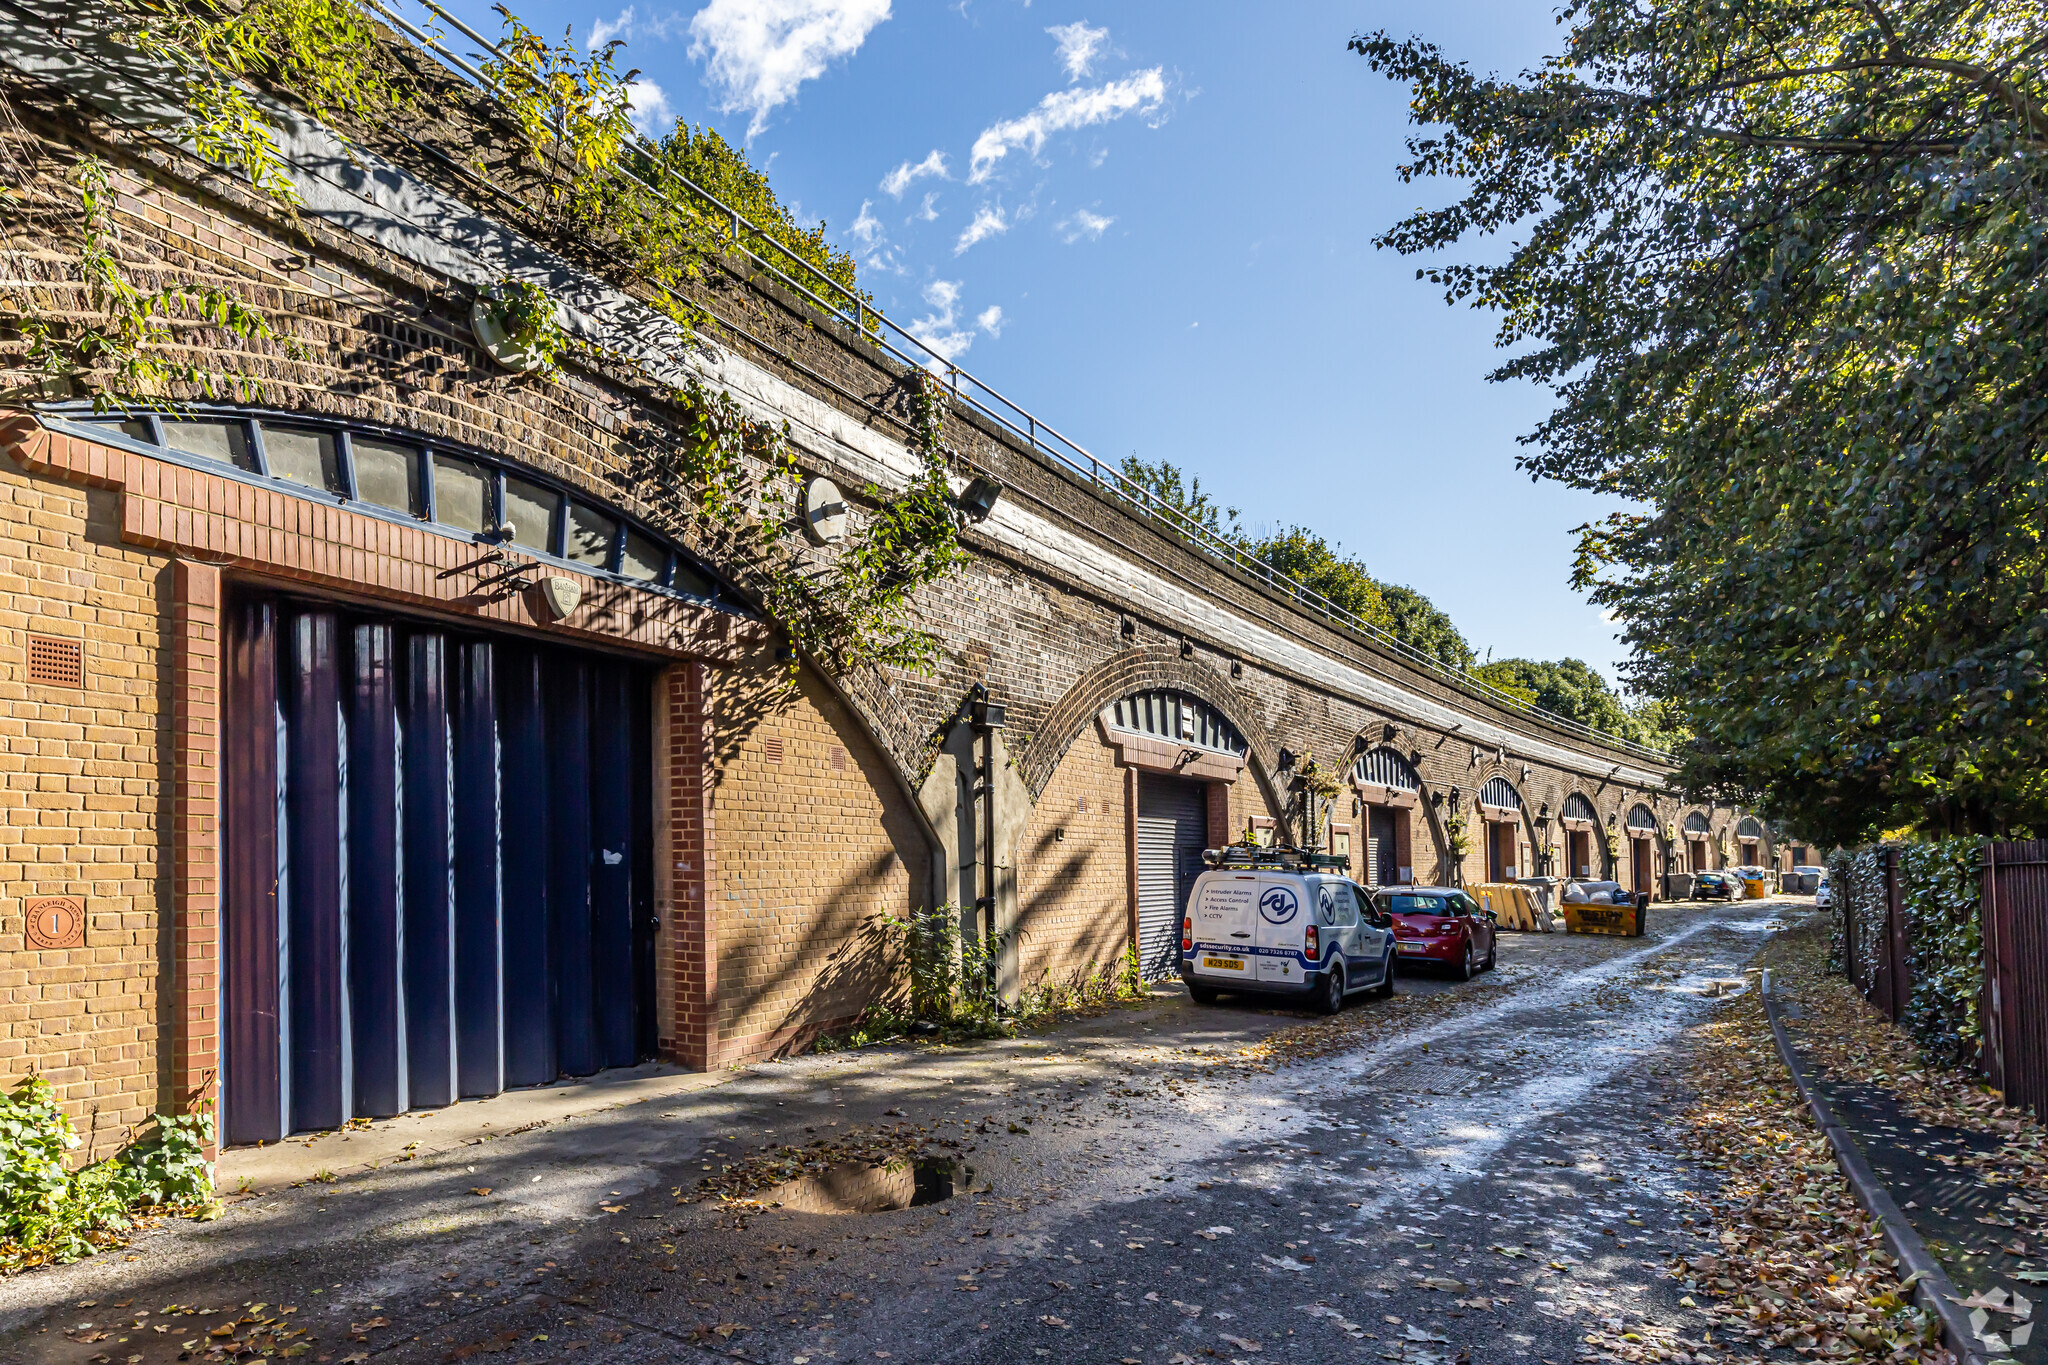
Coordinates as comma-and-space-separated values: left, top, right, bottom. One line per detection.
709, 670, 928, 1060
0, 455, 173, 1154
1015, 734, 1129, 992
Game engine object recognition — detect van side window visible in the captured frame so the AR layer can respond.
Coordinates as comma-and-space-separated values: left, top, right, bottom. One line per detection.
1328, 882, 1360, 926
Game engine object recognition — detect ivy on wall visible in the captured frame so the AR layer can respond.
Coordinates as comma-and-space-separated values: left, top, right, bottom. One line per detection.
1897, 839, 1986, 1068
1830, 839, 1987, 1070
1, 0, 964, 679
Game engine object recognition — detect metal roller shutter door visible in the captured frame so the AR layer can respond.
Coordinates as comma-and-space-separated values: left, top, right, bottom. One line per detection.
1135, 773, 1207, 979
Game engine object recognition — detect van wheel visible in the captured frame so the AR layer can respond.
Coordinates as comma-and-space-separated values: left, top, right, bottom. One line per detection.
1375, 950, 1396, 997
1189, 985, 1220, 1005
1316, 966, 1345, 1015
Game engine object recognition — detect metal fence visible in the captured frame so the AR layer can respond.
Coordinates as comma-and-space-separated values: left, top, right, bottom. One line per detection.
340, 0, 1671, 764
1983, 841, 2048, 1115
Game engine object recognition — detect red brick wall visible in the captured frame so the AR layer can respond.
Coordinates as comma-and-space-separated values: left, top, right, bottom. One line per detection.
708, 670, 929, 1063
0, 443, 173, 1155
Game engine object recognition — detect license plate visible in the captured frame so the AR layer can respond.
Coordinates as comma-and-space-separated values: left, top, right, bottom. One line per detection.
1396, 942, 1428, 954
1200, 956, 1245, 971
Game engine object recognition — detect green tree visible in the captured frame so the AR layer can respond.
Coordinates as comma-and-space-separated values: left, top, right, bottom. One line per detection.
1118, 455, 1241, 537
1379, 582, 1475, 671
1356, 0, 2048, 845
1246, 527, 1394, 634
648, 123, 862, 300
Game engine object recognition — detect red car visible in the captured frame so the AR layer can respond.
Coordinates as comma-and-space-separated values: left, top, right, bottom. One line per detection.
1374, 887, 1497, 980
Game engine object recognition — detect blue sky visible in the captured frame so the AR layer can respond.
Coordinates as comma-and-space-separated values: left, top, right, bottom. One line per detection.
413, 0, 1633, 686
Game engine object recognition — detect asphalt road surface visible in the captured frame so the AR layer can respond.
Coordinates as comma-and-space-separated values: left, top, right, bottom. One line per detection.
1, 899, 1803, 1365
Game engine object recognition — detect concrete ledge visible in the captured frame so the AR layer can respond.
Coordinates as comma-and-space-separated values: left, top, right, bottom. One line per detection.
1759, 970, 1989, 1365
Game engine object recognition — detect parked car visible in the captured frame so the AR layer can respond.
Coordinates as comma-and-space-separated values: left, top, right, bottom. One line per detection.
1693, 869, 1738, 901
1815, 875, 1832, 910
1375, 887, 1498, 981
1180, 848, 1395, 1013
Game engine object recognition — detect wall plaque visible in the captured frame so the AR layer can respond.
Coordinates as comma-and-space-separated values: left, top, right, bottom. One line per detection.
25, 895, 85, 950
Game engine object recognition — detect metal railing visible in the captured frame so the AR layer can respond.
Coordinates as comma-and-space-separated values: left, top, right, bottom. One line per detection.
359, 0, 1667, 765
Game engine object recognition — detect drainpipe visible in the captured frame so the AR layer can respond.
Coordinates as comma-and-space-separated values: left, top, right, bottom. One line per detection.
968, 685, 1006, 984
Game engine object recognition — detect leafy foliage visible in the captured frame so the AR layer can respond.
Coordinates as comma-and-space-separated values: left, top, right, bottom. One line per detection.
1246, 527, 1394, 633
1, 1075, 218, 1274
1830, 839, 1985, 1068
1378, 581, 1475, 671
1473, 656, 1684, 748
1118, 454, 1241, 537
650, 124, 862, 303
1896, 838, 1986, 1066
1357, 0, 2048, 844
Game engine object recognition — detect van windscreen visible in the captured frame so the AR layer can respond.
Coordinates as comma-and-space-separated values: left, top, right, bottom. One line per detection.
1384, 894, 1451, 916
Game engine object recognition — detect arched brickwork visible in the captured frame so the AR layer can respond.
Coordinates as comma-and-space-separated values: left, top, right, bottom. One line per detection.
1019, 647, 1284, 812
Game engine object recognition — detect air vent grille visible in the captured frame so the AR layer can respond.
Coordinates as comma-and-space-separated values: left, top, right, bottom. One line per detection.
27, 634, 84, 689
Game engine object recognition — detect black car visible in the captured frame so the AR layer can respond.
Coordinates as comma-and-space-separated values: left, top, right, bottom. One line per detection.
1693, 870, 1738, 901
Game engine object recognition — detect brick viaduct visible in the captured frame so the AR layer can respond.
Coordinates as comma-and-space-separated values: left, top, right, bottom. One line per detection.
0, 8, 1782, 1141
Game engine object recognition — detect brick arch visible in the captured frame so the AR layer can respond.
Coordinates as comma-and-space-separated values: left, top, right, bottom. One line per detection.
1019, 647, 1283, 809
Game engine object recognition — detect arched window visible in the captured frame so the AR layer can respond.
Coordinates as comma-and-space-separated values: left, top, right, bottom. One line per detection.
1737, 816, 1764, 839
1104, 690, 1246, 756
1626, 803, 1658, 832
52, 404, 732, 602
1684, 811, 1712, 834
1562, 793, 1597, 823
1479, 777, 1522, 810
1353, 747, 1420, 791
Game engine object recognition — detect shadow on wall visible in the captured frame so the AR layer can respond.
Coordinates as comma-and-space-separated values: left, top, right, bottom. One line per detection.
1012, 838, 1127, 991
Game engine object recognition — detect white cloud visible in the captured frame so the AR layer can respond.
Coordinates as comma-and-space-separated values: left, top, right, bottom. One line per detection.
909, 278, 976, 365
624, 79, 675, 136
590, 5, 686, 49
968, 68, 1166, 182
880, 149, 947, 198
1046, 20, 1109, 81
954, 204, 1009, 255
688, 0, 893, 136
915, 191, 940, 221
1058, 208, 1114, 242
849, 199, 883, 246
976, 304, 1004, 337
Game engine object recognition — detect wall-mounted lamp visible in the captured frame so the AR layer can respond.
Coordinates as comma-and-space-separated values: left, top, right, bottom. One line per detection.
1179, 637, 1194, 659
1277, 747, 1296, 771
968, 683, 1006, 730
955, 476, 1004, 522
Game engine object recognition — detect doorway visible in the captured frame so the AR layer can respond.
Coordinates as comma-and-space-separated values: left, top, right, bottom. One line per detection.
1366, 805, 1400, 886
1135, 771, 1208, 978
1568, 829, 1593, 879
1486, 819, 1516, 883
222, 594, 655, 1143
1632, 836, 1652, 894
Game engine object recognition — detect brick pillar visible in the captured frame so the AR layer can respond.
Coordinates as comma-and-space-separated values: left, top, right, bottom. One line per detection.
663, 662, 719, 1070
171, 561, 222, 1140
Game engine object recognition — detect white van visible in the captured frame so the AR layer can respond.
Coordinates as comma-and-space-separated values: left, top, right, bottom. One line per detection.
1177, 847, 1395, 1012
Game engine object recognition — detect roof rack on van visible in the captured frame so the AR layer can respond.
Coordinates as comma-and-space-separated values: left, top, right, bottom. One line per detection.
1200, 845, 1350, 872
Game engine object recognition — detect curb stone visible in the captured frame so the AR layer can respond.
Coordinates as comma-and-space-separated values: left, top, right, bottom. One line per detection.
1759, 969, 1991, 1365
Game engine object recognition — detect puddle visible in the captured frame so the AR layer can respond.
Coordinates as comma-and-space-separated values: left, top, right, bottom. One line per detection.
757, 1158, 979, 1214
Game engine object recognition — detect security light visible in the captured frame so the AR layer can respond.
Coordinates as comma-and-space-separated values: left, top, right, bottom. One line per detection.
955, 476, 1004, 522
